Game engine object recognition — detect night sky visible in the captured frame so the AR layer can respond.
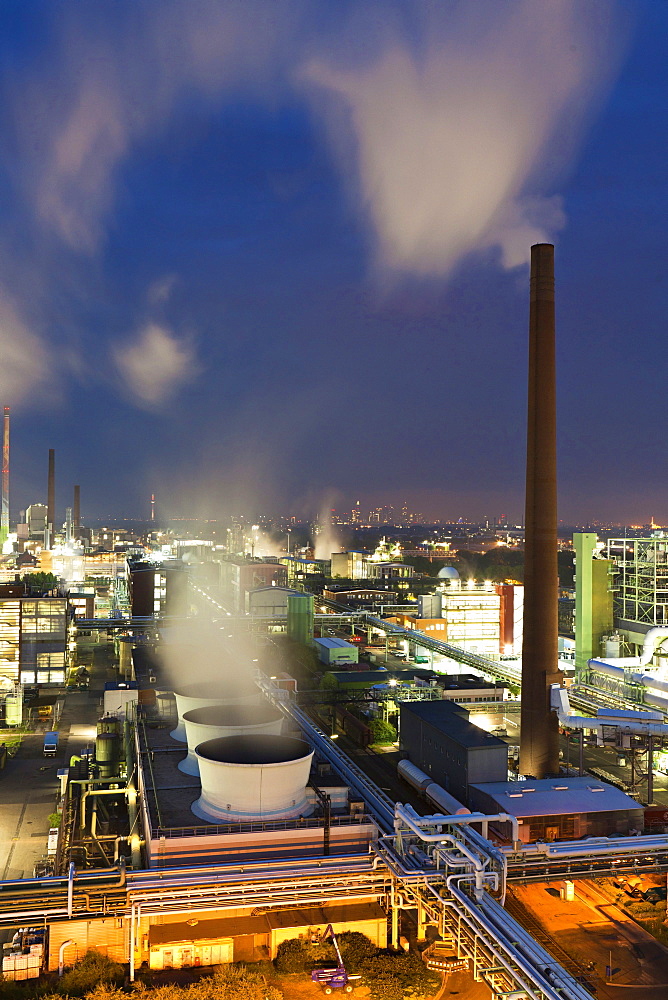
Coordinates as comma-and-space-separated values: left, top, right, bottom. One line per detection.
1, 1, 666, 526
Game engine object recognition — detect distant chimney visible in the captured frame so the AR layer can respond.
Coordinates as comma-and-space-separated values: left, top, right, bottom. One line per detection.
73, 485, 80, 529
47, 449, 55, 549
519, 244, 563, 779
1, 407, 8, 540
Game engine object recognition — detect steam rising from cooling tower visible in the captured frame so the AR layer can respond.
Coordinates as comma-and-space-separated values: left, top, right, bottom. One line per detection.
519, 244, 563, 779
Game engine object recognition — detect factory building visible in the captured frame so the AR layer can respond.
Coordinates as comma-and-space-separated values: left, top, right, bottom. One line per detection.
0, 588, 68, 685
330, 550, 369, 580
221, 557, 287, 612
399, 700, 507, 805
395, 583, 517, 658
246, 585, 302, 616
469, 777, 644, 844
127, 560, 189, 617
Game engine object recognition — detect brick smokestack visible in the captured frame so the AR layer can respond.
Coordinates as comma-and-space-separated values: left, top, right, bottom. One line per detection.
73, 485, 80, 530
519, 244, 563, 779
47, 448, 55, 548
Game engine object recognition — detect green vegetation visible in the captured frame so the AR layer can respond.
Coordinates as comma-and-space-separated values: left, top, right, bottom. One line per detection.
20, 572, 59, 594
48, 813, 62, 829
368, 718, 398, 745
56, 951, 125, 995
275, 934, 439, 999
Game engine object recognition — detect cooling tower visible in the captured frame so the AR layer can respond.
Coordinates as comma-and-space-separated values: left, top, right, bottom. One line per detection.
192, 735, 314, 823
179, 703, 283, 776
170, 680, 260, 741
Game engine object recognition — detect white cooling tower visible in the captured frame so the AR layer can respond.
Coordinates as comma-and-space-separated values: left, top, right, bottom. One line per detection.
170, 680, 260, 741
179, 704, 283, 776
192, 735, 314, 823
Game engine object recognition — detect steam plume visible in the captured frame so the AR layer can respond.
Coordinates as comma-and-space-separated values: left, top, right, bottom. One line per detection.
303, 1, 622, 276
113, 322, 199, 408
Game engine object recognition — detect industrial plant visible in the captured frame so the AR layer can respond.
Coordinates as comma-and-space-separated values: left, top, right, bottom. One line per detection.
2, 247, 668, 1000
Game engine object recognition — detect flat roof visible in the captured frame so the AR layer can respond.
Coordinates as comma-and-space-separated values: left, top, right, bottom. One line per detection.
470, 777, 642, 818
314, 637, 355, 649
400, 700, 505, 749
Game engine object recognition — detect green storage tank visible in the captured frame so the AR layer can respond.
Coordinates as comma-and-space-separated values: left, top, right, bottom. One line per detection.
95, 732, 119, 778
287, 593, 314, 645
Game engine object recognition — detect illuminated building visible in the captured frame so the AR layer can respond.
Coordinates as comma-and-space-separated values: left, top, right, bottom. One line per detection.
0, 589, 68, 685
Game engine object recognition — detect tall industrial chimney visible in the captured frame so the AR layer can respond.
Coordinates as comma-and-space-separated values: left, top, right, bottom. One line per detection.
1, 407, 9, 541
73, 485, 80, 530
47, 448, 55, 549
519, 244, 563, 779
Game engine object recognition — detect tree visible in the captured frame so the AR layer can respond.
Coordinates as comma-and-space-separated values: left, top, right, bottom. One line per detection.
21, 572, 59, 594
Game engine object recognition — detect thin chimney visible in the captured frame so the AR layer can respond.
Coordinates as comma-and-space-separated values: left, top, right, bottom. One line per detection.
519, 244, 563, 779
1, 407, 8, 539
47, 449, 55, 549
73, 485, 81, 530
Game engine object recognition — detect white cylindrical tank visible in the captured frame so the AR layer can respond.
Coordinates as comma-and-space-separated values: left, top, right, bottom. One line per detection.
179, 704, 283, 776
192, 735, 314, 823
170, 680, 260, 741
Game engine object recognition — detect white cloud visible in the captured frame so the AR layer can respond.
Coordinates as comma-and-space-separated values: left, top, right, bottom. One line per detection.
0, 295, 49, 403
113, 323, 199, 408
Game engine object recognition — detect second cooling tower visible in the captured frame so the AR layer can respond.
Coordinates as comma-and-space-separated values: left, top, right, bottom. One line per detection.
171, 680, 260, 741
192, 735, 313, 823
179, 704, 283, 776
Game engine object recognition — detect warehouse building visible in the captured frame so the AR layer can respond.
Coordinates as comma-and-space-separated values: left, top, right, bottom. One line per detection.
399, 700, 507, 805
469, 777, 645, 843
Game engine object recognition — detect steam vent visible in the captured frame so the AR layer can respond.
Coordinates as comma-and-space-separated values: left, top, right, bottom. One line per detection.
179, 703, 283, 776
171, 680, 260, 742
192, 735, 314, 823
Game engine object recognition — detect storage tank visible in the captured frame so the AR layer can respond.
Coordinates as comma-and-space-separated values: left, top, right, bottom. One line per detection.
171, 680, 260, 742
95, 732, 119, 778
4, 694, 22, 727
179, 704, 284, 776
97, 715, 119, 736
287, 593, 315, 644
192, 735, 314, 823
398, 758, 433, 793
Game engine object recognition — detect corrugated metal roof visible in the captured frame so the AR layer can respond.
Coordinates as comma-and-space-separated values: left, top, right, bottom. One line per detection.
470, 776, 642, 817
314, 637, 355, 649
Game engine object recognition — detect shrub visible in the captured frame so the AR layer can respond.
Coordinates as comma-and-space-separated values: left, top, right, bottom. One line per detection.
360, 951, 440, 1000
274, 938, 310, 973
56, 950, 124, 995
368, 719, 397, 745
336, 932, 376, 968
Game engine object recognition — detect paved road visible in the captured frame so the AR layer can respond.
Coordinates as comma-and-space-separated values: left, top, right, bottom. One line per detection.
512, 879, 668, 1000
0, 639, 119, 882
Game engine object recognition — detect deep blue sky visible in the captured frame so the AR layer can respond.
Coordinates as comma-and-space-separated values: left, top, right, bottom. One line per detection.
1, 1, 666, 526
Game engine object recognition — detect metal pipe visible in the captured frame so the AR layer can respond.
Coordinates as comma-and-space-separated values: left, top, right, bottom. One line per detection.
59, 939, 75, 976
67, 863, 75, 917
